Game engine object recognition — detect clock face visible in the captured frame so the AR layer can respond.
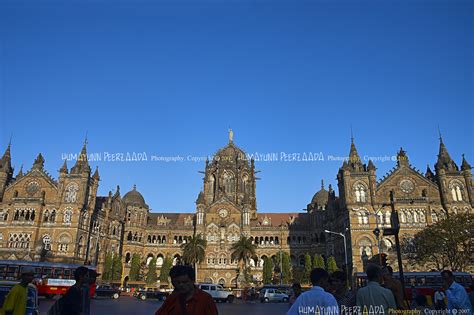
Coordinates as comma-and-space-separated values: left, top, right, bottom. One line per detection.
26, 181, 40, 196
400, 179, 415, 194
218, 209, 229, 218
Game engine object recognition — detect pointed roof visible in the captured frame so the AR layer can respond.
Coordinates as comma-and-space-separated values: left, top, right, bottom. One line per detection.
60, 160, 68, 173
461, 154, 472, 171
0, 142, 12, 172
425, 164, 435, 181
32, 153, 45, 170
435, 137, 458, 172
92, 166, 100, 180
368, 159, 376, 171
344, 138, 365, 171
16, 165, 23, 178
196, 191, 205, 204
71, 140, 91, 174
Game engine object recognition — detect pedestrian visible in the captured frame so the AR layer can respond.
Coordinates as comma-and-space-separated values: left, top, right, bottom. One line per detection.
1, 266, 35, 315
433, 287, 447, 310
81, 269, 97, 315
60, 266, 90, 315
413, 294, 430, 311
441, 270, 473, 314
330, 271, 356, 312
381, 266, 406, 309
287, 268, 339, 315
288, 283, 302, 308
155, 265, 218, 315
356, 264, 396, 314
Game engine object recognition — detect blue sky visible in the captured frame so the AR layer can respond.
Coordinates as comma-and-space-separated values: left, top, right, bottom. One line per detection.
1, 0, 472, 213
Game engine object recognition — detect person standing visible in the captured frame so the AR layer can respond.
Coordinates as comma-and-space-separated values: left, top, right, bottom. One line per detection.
433, 287, 447, 310
287, 268, 339, 315
1, 266, 35, 315
330, 271, 356, 312
441, 270, 473, 314
381, 266, 406, 309
155, 265, 218, 315
60, 266, 90, 315
356, 264, 396, 314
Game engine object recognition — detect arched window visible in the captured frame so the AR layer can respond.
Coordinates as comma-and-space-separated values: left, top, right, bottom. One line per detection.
223, 171, 234, 194
65, 183, 79, 203
50, 210, 56, 223
58, 234, 71, 253
42, 234, 51, 250
354, 183, 367, 202
358, 210, 369, 224
125, 253, 131, 264
63, 209, 73, 223
450, 181, 464, 202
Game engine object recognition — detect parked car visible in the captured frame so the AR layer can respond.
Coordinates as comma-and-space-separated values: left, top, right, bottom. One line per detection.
94, 285, 121, 299
0, 281, 40, 315
136, 288, 169, 301
196, 284, 235, 303
259, 288, 289, 303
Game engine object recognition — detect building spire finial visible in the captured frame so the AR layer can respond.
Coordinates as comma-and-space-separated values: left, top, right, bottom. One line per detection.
321, 179, 324, 190
228, 128, 233, 143
84, 131, 88, 146
438, 125, 443, 143
350, 125, 354, 143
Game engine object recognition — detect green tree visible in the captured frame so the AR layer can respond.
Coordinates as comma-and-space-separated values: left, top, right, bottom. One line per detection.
159, 256, 173, 284
327, 256, 339, 274
111, 254, 123, 281
146, 257, 158, 285
181, 234, 207, 280
281, 252, 292, 284
402, 213, 474, 271
102, 252, 113, 281
230, 236, 257, 286
312, 254, 325, 270
303, 253, 312, 284
262, 257, 273, 284
129, 253, 141, 281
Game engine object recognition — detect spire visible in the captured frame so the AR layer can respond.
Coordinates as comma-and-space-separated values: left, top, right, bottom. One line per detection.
92, 166, 100, 180
461, 154, 472, 171
32, 153, 45, 170
133, 184, 137, 191
71, 140, 91, 174
16, 165, 23, 178
425, 164, 435, 180
321, 179, 325, 190
346, 138, 364, 171
435, 137, 458, 172
60, 159, 68, 174
397, 147, 409, 167
0, 142, 12, 172
368, 159, 376, 171
196, 191, 205, 204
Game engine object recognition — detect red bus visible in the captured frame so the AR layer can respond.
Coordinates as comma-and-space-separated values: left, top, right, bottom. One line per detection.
0, 260, 97, 298
354, 271, 473, 304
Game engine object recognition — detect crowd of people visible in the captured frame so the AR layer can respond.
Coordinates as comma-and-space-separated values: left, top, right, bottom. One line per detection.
287, 264, 473, 315
1, 263, 473, 315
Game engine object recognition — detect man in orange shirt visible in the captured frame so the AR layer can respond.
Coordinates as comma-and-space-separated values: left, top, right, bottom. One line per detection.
155, 265, 218, 315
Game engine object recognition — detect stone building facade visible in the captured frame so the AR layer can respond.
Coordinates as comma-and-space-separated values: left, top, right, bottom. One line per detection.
0, 134, 472, 285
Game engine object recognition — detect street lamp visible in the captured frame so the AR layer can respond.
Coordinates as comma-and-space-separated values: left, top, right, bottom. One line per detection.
324, 228, 349, 285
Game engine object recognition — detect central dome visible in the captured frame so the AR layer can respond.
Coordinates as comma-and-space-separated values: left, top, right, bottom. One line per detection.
214, 142, 247, 162
123, 185, 147, 208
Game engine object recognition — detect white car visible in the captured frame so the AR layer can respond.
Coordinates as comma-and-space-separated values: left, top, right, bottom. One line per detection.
196, 284, 235, 303
259, 288, 289, 303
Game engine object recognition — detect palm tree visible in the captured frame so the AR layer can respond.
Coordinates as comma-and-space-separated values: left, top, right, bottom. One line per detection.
180, 234, 207, 281
231, 235, 257, 285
